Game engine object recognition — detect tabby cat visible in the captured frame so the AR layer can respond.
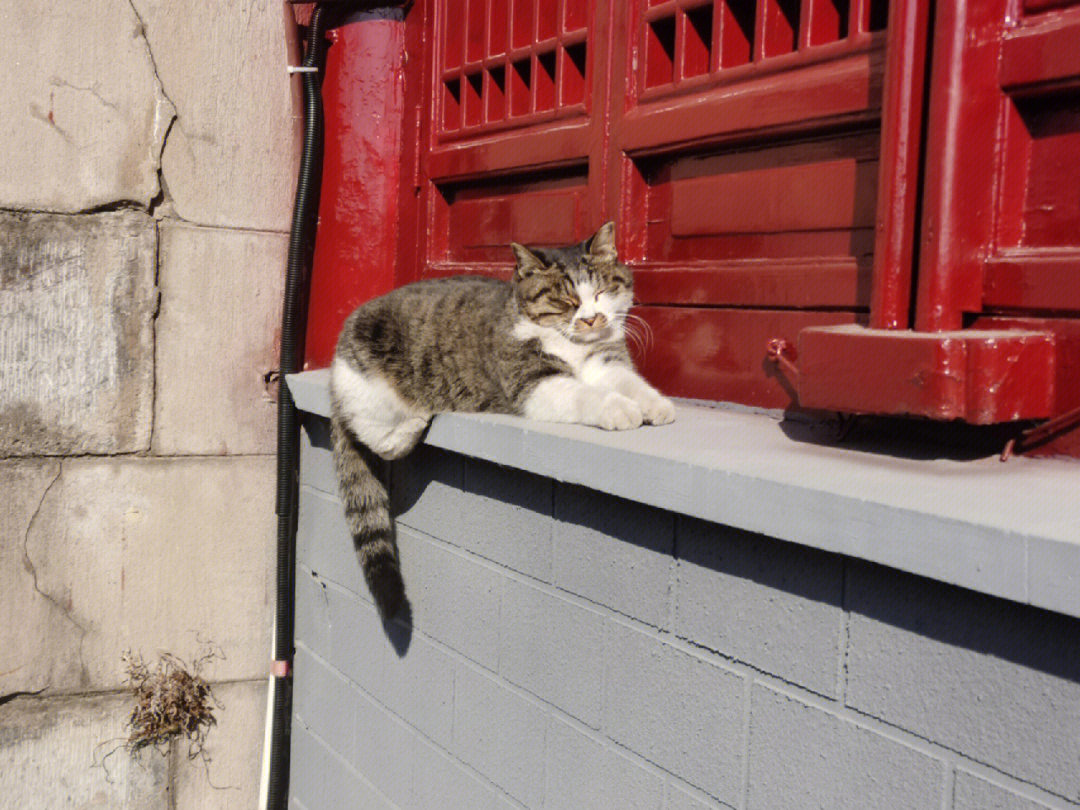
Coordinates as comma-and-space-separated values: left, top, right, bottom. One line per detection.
329, 222, 674, 618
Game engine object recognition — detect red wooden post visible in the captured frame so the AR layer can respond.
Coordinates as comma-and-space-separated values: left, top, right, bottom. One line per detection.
303, 10, 407, 369
868, 0, 929, 330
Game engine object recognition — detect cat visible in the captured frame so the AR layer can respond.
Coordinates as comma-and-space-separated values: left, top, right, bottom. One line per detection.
329, 222, 675, 618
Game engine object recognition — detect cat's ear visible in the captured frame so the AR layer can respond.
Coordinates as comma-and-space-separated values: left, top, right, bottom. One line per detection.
586, 221, 617, 262
511, 242, 546, 277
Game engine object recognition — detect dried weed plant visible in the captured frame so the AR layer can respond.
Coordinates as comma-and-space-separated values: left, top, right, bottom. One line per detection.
121, 647, 222, 758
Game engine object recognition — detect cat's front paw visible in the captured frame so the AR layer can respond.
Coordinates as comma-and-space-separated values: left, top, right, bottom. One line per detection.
595, 392, 644, 430
640, 394, 675, 425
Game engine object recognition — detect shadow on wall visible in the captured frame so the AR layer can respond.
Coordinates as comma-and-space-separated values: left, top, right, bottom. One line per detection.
304, 411, 1080, 695
776, 407, 1030, 462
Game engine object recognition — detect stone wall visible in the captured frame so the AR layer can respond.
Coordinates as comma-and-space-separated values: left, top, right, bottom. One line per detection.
0, 2, 296, 806
291, 415, 1080, 810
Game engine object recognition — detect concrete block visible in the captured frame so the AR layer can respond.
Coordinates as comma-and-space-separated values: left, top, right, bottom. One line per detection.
348, 689, 416, 809
290, 723, 398, 810
663, 783, 716, 810
952, 772, 1054, 810
411, 738, 509, 810
297, 486, 366, 598
174, 679, 267, 810
392, 444, 468, 530
845, 563, 1080, 799
459, 458, 554, 580
499, 578, 606, 728
0, 211, 156, 455
0, 692, 169, 810
394, 448, 554, 581
453, 663, 548, 808
295, 567, 334, 658
398, 527, 502, 671
133, 0, 297, 231
15, 456, 274, 694
545, 717, 665, 810
553, 484, 675, 627
675, 519, 844, 697
746, 685, 943, 810
602, 622, 745, 805
314, 583, 455, 749
294, 648, 357, 764
300, 416, 338, 496
152, 221, 285, 455
0, 2, 172, 211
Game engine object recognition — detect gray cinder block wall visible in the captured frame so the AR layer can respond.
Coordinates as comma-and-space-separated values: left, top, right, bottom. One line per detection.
293, 415, 1080, 810
0, 2, 298, 807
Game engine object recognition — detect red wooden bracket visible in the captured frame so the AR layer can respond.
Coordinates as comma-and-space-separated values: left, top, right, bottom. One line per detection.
796, 325, 1057, 424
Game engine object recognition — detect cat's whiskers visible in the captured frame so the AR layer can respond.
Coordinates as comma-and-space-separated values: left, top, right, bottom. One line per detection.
614, 312, 650, 357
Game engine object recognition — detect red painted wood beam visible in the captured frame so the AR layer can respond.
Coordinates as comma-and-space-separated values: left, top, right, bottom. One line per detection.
796, 325, 1057, 424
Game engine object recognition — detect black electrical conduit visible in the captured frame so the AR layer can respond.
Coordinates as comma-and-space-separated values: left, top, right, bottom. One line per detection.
267, 6, 326, 809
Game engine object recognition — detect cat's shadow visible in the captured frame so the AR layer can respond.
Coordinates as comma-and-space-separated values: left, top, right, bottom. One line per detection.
381, 599, 413, 657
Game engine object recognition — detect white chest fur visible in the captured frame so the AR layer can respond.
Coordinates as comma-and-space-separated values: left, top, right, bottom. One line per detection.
512, 317, 593, 375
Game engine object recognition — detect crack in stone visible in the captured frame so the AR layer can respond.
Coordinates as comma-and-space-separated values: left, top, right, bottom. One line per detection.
124, 0, 178, 212
48, 76, 122, 112
21, 461, 92, 688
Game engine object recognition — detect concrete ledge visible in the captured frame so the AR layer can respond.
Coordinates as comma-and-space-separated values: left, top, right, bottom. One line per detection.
287, 369, 1080, 620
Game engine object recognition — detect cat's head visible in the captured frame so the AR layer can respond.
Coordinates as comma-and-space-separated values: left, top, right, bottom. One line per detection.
510, 222, 633, 343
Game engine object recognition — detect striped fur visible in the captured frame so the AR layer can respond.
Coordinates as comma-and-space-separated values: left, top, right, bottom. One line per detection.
329, 223, 673, 618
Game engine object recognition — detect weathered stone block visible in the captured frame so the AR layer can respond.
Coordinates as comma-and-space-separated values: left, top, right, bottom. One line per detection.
153, 221, 284, 455
133, 0, 298, 231
0, 460, 74, 697
12, 456, 274, 695
0, 211, 156, 455
675, 518, 845, 697
746, 685, 944, 810
602, 622, 745, 805
845, 563, 1080, 800
0, 1, 172, 211
0, 692, 168, 809
173, 679, 268, 810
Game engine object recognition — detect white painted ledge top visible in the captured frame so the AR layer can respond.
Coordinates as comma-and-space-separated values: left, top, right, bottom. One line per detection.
288, 368, 1080, 619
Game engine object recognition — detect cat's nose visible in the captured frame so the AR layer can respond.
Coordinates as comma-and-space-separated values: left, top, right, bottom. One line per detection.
576, 313, 608, 330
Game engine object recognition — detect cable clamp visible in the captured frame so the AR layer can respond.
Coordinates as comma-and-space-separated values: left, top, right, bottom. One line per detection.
287, 65, 319, 74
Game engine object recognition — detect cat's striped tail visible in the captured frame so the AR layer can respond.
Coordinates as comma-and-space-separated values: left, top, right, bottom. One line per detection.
329, 410, 406, 620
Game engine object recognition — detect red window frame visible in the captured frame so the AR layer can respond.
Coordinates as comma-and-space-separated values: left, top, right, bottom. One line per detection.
299, 0, 1080, 453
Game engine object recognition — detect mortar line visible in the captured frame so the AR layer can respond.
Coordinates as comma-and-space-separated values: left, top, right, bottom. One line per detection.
940, 761, 956, 810
738, 676, 754, 810
836, 556, 852, 705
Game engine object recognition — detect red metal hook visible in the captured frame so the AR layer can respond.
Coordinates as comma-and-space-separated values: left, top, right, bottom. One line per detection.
766, 338, 800, 384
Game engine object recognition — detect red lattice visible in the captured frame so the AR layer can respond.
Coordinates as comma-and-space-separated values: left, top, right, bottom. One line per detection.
439, 0, 590, 136
639, 0, 887, 93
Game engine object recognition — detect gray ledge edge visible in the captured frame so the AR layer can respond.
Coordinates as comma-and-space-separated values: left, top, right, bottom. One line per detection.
288, 369, 1080, 620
